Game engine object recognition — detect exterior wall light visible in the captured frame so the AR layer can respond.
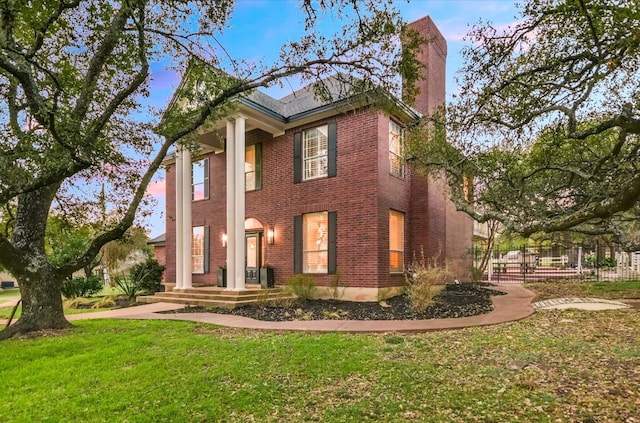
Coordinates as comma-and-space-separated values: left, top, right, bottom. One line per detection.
267, 228, 275, 245
222, 233, 227, 247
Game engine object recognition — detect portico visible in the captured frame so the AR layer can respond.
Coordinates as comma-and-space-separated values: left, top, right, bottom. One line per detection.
172, 103, 286, 291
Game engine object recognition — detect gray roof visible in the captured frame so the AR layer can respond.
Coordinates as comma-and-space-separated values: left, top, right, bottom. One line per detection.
147, 233, 166, 245
241, 75, 386, 121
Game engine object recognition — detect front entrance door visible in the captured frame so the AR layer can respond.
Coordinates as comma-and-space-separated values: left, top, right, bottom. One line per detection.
245, 232, 262, 284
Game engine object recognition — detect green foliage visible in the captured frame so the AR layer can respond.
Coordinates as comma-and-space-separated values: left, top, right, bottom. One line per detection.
60, 276, 104, 299
115, 258, 164, 300
128, 258, 165, 294
286, 274, 316, 300
405, 249, 452, 314
115, 277, 143, 301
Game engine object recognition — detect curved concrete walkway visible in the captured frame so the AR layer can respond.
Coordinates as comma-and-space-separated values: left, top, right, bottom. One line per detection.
1, 285, 537, 333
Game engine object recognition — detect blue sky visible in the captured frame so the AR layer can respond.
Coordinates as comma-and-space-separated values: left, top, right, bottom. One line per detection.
145, 0, 521, 237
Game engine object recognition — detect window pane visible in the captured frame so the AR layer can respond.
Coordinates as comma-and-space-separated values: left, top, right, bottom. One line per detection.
303, 125, 328, 180
192, 226, 205, 274
192, 159, 208, 201
389, 210, 404, 272
389, 121, 404, 178
303, 211, 328, 273
245, 144, 260, 191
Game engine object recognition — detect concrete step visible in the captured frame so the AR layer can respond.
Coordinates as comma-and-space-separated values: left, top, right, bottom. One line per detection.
137, 288, 296, 309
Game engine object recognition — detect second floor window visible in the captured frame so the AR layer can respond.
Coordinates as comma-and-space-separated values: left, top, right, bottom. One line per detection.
389, 121, 404, 178
245, 144, 262, 191
192, 158, 209, 201
303, 125, 328, 180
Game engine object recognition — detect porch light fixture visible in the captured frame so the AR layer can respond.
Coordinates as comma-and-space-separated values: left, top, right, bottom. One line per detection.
222, 233, 227, 247
267, 228, 275, 245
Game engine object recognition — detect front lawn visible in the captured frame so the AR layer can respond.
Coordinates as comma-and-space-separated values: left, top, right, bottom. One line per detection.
527, 280, 640, 301
0, 309, 639, 422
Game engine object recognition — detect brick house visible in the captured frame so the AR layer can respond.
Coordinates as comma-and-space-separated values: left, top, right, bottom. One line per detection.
161, 16, 473, 301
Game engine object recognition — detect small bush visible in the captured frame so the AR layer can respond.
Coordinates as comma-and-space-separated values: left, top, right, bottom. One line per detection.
405, 249, 452, 314
92, 295, 117, 309
129, 258, 165, 293
61, 276, 104, 299
600, 257, 616, 268
116, 258, 165, 300
286, 274, 316, 300
116, 277, 143, 301
63, 298, 83, 309
328, 270, 344, 300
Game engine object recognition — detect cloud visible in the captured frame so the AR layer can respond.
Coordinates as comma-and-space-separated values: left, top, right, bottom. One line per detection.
146, 179, 166, 198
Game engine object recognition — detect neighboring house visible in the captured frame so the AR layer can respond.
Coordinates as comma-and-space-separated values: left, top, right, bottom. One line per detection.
161, 16, 473, 301
148, 234, 166, 282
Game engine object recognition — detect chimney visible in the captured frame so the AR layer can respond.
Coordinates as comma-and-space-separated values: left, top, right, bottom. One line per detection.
405, 16, 447, 115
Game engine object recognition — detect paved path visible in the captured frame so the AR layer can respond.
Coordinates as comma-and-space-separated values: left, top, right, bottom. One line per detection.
532, 297, 630, 310
1, 285, 538, 333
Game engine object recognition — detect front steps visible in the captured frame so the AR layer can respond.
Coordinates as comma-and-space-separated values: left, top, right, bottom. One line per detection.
137, 286, 296, 309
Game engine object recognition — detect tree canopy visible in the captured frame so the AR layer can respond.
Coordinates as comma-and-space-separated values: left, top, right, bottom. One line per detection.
0, 0, 423, 338
407, 0, 640, 249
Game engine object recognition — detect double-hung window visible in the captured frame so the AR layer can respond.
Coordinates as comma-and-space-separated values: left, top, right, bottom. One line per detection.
294, 122, 336, 183
192, 158, 209, 201
245, 144, 262, 191
389, 210, 404, 273
192, 226, 206, 274
303, 126, 328, 180
294, 211, 337, 274
303, 212, 328, 273
389, 121, 404, 178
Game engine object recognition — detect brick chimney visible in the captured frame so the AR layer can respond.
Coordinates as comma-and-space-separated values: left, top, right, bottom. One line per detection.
406, 15, 447, 115
406, 16, 472, 279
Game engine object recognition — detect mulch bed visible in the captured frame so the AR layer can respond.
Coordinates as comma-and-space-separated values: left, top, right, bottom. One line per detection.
173, 282, 505, 321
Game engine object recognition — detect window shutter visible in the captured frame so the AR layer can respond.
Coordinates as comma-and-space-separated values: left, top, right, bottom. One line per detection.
293, 132, 302, 183
203, 226, 210, 273
328, 211, 337, 274
327, 122, 337, 178
294, 215, 302, 273
255, 143, 262, 190
203, 158, 210, 199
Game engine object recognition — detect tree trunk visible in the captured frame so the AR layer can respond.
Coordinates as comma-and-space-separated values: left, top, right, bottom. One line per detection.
0, 270, 71, 340
0, 184, 72, 340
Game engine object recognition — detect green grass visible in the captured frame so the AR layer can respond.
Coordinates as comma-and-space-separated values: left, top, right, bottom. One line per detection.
1, 310, 639, 422
0, 289, 19, 298
527, 280, 640, 301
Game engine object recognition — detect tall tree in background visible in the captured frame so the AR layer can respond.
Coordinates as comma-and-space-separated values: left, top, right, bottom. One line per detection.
407, 0, 640, 248
0, 0, 423, 339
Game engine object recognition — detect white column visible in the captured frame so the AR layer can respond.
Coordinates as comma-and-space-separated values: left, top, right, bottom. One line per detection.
175, 147, 184, 290
234, 115, 246, 291
226, 120, 237, 290
182, 148, 193, 289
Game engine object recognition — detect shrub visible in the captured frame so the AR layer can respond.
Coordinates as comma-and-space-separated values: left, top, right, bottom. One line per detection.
129, 258, 165, 293
61, 276, 104, 299
405, 249, 452, 314
286, 274, 316, 300
600, 257, 616, 268
92, 295, 117, 309
116, 276, 142, 301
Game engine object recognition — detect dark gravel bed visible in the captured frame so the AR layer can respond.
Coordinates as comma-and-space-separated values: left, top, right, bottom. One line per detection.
172, 282, 505, 321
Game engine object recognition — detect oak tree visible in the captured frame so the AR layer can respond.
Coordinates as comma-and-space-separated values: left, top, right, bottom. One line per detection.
407, 0, 640, 249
